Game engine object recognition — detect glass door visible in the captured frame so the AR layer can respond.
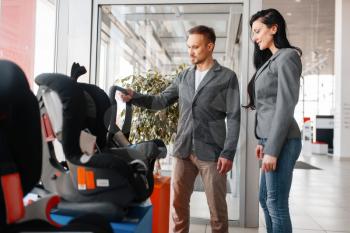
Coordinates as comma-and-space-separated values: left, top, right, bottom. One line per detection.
95, 2, 243, 222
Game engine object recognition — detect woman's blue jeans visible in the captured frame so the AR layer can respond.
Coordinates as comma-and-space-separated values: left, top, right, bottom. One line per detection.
259, 138, 302, 233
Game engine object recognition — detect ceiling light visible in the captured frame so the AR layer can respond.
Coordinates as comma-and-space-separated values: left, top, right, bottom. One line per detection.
295, 0, 301, 2
286, 12, 292, 16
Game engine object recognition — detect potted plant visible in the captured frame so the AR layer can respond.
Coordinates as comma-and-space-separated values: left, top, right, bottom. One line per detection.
116, 65, 186, 171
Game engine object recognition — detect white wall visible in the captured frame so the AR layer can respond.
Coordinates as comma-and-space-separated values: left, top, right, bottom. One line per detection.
241, 0, 261, 227
56, 0, 93, 83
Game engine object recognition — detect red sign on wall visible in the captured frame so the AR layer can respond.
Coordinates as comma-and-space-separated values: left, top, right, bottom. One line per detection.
0, 0, 36, 87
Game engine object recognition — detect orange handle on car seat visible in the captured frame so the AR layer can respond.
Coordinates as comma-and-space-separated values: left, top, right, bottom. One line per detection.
86, 170, 96, 190
77, 167, 96, 190
77, 167, 87, 190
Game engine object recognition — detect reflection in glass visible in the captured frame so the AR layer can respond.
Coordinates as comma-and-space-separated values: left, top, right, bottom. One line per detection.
97, 3, 242, 221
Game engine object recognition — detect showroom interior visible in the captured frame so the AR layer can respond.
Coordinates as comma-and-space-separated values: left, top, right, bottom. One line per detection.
0, 0, 350, 232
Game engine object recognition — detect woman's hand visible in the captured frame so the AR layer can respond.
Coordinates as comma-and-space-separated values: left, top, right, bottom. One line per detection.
256, 145, 264, 160
261, 154, 277, 172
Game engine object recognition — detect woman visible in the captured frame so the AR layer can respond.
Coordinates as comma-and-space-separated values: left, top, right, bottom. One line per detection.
245, 8, 302, 233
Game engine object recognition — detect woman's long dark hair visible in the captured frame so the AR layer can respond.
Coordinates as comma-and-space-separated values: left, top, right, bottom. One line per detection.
244, 8, 302, 110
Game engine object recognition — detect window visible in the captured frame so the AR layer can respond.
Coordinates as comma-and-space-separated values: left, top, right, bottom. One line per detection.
0, 0, 57, 91
96, 3, 243, 221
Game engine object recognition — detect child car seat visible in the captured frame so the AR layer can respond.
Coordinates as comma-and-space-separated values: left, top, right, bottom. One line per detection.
0, 59, 113, 233
35, 73, 166, 220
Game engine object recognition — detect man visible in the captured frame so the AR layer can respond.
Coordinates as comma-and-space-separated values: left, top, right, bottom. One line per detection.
119, 25, 240, 233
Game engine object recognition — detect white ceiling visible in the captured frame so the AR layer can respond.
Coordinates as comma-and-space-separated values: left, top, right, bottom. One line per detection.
101, 1, 335, 76
263, 0, 335, 76
102, 4, 242, 70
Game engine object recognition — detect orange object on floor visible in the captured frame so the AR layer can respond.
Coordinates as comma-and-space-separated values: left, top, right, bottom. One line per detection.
150, 175, 171, 233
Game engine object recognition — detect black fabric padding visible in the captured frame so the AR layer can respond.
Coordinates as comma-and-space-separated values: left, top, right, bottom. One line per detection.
78, 83, 110, 149
34, 71, 163, 213
86, 151, 134, 181
0, 61, 113, 232
0, 128, 17, 176
0, 60, 42, 226
0, 60, 42, 194
63, 213, 113, 233
35, 74, 86, 163
56, 201, 128, 221
11, 93, 42, 194
3, 219, 55, 233
3, 216, 113, 233
0, 60, 30, 105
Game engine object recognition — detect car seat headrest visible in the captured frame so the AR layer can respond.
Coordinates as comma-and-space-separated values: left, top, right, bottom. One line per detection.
36, 74, 86, 163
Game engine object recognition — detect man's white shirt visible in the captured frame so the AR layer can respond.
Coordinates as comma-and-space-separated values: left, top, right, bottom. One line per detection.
195, 68, 209, 91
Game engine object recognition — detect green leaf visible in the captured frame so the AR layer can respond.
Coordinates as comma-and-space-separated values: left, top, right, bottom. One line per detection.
116, 65, 186, 144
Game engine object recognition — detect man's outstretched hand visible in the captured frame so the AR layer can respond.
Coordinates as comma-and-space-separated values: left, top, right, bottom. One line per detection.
118, 89, 134, 102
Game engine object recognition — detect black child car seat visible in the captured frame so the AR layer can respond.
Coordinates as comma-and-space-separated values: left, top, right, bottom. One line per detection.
35, 71, 166, 220
0, 59, 113, 233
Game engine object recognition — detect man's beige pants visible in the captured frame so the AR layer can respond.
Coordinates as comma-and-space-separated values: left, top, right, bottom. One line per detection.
169, 154, 228, 233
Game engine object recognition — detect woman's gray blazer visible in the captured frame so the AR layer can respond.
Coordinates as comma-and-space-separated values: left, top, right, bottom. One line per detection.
254, 48, 302, 157
130, 60, 241, 162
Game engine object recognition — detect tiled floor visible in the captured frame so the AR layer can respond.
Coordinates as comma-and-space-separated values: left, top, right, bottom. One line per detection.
189, 153, 350, 232
190, 191, 239, 220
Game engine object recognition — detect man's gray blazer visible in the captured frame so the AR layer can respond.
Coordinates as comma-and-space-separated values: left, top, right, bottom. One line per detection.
254, 48, 302, 157
131, 60, 240, 161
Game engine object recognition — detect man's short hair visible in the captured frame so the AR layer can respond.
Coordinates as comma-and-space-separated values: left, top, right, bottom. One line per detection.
188, 25, 216, 44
